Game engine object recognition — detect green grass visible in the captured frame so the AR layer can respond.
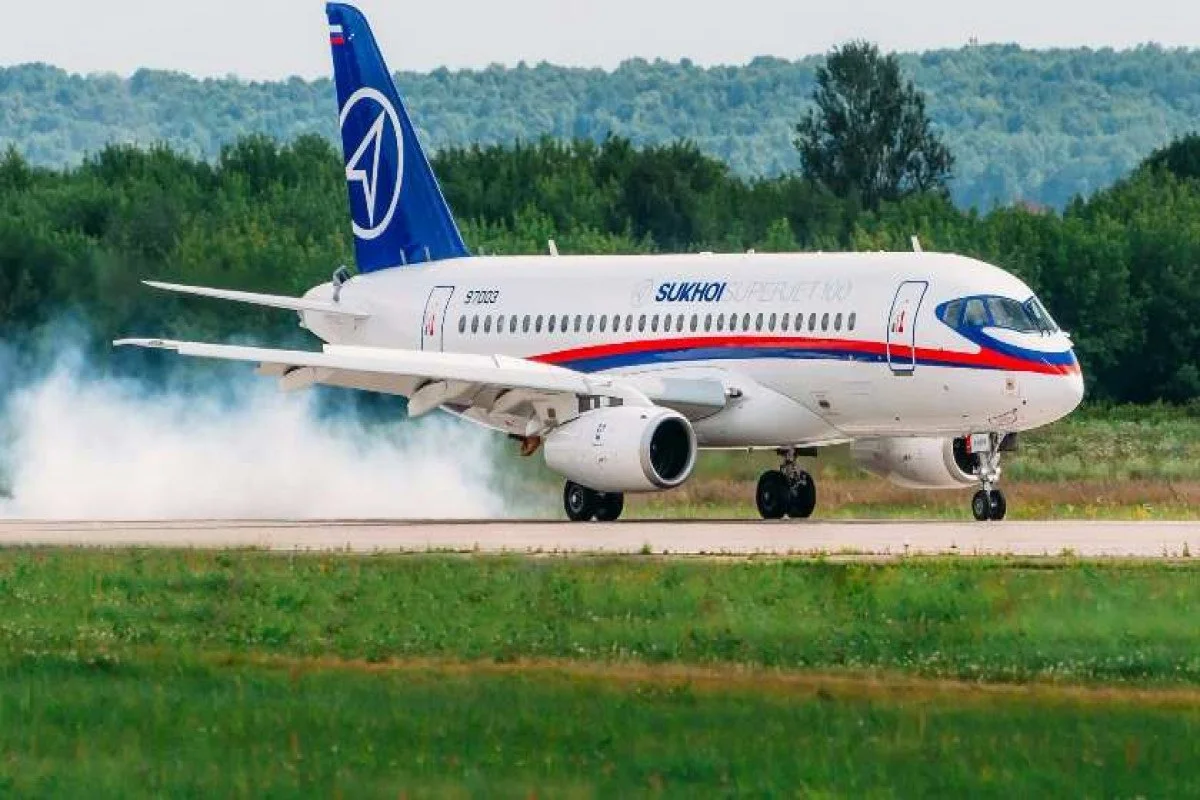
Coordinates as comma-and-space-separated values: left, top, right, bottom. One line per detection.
2, 656, 1197, 798
4, 550, 1200, 795
4, 551, 1200, 684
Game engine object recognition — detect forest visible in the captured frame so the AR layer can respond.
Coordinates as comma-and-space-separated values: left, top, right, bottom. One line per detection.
2, 44, 1199, 210
0, 132, 1198, 404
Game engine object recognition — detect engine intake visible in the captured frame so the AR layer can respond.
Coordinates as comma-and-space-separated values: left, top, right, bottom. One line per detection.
544, 406, 698, 493
850, 436, 976, 490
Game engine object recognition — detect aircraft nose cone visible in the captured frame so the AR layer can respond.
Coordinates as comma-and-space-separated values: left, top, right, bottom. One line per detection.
1064, 355, 1085, 413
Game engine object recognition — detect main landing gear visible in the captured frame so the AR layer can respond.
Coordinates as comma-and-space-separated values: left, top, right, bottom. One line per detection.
564, 481, 625, 522
967, 433, 1008, 521
756, 449, 817, 520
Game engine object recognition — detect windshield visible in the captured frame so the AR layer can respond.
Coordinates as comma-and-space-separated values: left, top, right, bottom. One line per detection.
1023, 296, 1059, 333
940, 295, 1058, 334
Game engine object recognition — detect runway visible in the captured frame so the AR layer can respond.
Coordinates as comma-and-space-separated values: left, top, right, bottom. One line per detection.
0, 519, 1196, 557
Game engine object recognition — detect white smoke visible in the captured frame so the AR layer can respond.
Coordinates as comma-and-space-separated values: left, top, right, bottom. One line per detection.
0, 361, 526, 520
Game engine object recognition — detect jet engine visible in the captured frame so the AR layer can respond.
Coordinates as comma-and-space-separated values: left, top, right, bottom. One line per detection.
543, 406, 697, 493
849, 436, 977, 490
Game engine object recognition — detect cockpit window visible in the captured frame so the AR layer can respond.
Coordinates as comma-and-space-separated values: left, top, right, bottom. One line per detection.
986, 297, 1040, 333
1024, 297, 1059, 333
963, 298, 989, 327
941, 295, 1060, 334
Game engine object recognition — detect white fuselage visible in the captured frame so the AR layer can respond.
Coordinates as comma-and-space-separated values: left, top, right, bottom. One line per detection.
302, 250, 1084, 448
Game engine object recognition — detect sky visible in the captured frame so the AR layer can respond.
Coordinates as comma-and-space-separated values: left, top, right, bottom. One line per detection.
3, 0, 1199, 79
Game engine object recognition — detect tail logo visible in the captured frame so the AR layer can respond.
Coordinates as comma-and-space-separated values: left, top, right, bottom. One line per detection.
339, 86, 405, 241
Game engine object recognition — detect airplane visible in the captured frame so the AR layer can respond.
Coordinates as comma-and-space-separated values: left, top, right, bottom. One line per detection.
115, 2, 1084, 523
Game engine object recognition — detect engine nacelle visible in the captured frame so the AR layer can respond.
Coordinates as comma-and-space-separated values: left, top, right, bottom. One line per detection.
850, 436, 976, 490
544, 406, 698, 493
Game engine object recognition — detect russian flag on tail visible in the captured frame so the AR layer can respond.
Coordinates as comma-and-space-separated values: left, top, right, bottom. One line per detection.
329, 24, 345, 45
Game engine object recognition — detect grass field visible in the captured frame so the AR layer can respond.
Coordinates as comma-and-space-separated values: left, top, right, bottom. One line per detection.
1, 550, 1199, 795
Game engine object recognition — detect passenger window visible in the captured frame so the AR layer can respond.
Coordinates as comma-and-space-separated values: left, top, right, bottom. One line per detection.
599, 315, 608, 333
484, 315, 493, 334
638, 315, 646, 332
781, 313, 790, 332
729, 314, 738, 332
755, 313, 764, 331
716, 314, 725, 332
547, 315, 556, 334
625, 315, 634, 333
651, 315, 660, 333
523, 315, 531, 333
676, 313, 685, 332
705, 313, 713, 332
834, 313, 842, 332
690, 314, 699, 332
535, 315, 544, 333
743, 313, 752, 331
496, 315, 504, 334
471, 315, 479, 334
821, 313, 829, 332
560, 314, 569, 333
808, 313, 817, 331
662, 315, 672, 333
458, 316, 466, 334
848, 312, 856, 331
963, 298, 989, 327
769, 313, 777, 332
587, 315, 595, 333
612, 315, 621, 332
510, 316, 519, 334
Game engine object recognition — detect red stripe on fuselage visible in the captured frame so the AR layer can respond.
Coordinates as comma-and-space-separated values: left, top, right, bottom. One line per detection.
529, 334, 1079, 375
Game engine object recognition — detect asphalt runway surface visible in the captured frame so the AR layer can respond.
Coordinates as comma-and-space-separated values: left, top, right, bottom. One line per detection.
0, 519, 1196, 557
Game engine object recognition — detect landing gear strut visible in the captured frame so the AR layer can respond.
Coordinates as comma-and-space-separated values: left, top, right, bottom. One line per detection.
564, 481, 624, 522
968, 433, 1007, 521
756, 449, 816, 520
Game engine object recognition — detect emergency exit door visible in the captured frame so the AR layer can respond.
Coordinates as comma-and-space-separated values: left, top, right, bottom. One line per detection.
886, 280, 928, 374
421, 286, 455, 351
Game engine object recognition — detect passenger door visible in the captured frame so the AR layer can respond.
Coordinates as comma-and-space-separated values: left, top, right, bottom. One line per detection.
886, 280, 928, 374
421, 286, 455, 351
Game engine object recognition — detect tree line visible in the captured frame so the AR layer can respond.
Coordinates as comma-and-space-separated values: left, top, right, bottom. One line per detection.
1, 132, 1197, 403
2, 43, 1199, 210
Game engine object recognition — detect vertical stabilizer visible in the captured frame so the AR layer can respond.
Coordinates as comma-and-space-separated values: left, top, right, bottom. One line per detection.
326, 3, 469, 271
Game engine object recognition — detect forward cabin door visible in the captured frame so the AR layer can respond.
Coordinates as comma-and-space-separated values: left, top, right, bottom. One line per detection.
886, 280, 928, 374
421, 285, 455, 351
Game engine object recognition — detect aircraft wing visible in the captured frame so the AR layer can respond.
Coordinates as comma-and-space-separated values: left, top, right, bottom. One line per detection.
113, 338, 664, 437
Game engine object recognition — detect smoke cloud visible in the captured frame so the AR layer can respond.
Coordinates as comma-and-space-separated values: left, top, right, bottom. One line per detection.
0, 352, 531, 520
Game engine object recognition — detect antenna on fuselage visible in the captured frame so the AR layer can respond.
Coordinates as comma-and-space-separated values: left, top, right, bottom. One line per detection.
911, 236, 923, 253
548, 239, 559, 256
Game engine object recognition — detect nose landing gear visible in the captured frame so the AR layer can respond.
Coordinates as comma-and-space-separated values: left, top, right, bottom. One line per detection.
968, 433, 1008, 521
756, 449, 817, 520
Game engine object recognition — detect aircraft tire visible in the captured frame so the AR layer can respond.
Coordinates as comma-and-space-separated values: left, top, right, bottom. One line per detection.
756, 470, 790, 520
595, 492, 625, 522
787, 471, 817, 519
971, 490, 991, 521
564, 481, 598, 522
988, 489, 1007, 521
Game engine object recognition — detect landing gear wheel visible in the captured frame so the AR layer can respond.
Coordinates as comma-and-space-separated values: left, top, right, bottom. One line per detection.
971, 490, 990, 522
787, 471, 817, 519
988, 489, 1007, 521
595, 492, 625, 522
756, 470, 790, 520
564, 481, 598, 522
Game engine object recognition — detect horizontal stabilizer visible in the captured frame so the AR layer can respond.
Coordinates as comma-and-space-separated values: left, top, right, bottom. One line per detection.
143, 281, 370, 319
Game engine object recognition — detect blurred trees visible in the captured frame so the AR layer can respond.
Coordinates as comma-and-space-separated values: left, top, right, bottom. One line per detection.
2, 44, 1200, 209
796, 42, 953, 208
0, 134, 1198, 403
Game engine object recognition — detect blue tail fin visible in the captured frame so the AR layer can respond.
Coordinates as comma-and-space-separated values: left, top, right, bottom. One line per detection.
325, 3, 469, 271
